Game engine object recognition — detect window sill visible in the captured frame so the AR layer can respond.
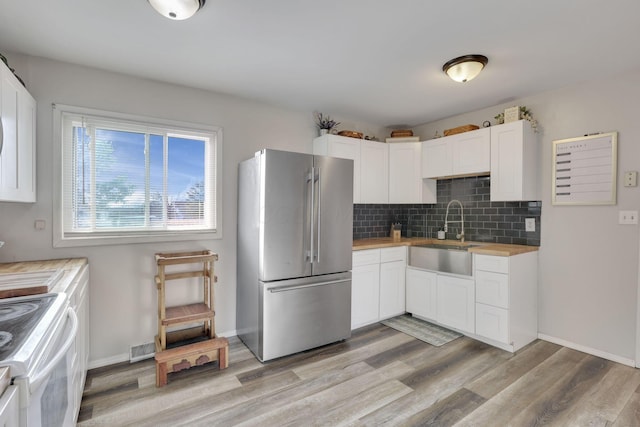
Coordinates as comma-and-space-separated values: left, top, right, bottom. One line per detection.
53, 229, 221, 248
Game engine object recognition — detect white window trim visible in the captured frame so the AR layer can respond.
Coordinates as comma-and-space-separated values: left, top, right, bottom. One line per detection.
52, 104, 223, 247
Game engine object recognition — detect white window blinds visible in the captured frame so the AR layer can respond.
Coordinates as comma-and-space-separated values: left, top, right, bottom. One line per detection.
56, 105, 219, 244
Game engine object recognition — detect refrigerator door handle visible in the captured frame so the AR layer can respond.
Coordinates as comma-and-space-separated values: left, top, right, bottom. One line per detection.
315, 167, 321, 263
307, 167, 315, 264
267, 278, 350, 293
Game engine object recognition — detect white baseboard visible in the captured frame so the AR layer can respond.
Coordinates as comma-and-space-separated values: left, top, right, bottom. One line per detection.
89, 353, 130, 370
87, 329, 238, 370
538, 333, 636, 367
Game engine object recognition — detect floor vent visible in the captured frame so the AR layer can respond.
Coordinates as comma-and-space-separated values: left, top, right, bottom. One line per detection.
130, 342, 155, 363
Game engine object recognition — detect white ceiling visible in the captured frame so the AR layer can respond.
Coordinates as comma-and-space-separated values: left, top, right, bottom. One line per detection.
1, 0, 639, 127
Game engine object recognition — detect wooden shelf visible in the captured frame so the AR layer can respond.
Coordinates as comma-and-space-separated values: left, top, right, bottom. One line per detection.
163, 303, 214, 326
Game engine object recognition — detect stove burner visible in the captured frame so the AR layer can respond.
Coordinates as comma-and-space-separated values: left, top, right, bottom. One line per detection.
0, 332, 12, 349
0, 294, 58, 362
0, 302, 39, 322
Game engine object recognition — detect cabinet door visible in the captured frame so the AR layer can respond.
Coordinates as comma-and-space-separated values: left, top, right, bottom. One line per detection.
406, 268, 437, 321
0, 386, 19, 427
476, 303, 509, 344
490, 120, 537, 201
0, 64, 36, 202
389, 143, 421, 203
476, 270, 509, 309
379, 260, 406, 319
360, 141, 388, 203
422, 139, 451, 178
436, 275, 474, 333
313, 135, 361, 203
351, 264, 380, 329
452, 128, 490, 175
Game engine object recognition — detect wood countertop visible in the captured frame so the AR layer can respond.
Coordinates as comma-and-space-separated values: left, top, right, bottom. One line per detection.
353, 237, 538, 257
0, 258, 88, 294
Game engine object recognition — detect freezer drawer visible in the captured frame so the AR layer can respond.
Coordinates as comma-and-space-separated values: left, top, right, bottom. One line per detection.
260, 273, 351, 361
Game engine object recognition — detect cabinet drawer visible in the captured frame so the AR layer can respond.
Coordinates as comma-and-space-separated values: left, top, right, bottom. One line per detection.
380, 246, 407, 263
476, 303, 509, 344
475, 254, 509, 274
352, 249, 380, 267
475, 270, 509, 308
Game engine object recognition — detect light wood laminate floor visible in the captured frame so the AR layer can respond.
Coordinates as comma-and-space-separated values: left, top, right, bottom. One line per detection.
78, 323, 640, 426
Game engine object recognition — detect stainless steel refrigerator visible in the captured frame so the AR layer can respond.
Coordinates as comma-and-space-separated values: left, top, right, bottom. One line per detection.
237, 149, 353, 362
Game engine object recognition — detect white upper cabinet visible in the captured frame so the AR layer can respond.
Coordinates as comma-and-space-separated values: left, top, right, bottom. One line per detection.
422, 139, 452, 178
360, 140, 388, 204
314, 135, 437, 204
0, 62, 36, 202
313, 134, 361, 202
422, 128, 490, 179
314, 135, 388, 204
452, 128, 490, 176
490, 120, 538, 201
389, 142, 436, 204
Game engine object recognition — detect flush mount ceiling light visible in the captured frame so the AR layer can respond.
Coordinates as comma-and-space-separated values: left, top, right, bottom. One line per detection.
148, 0, 206, 20
443, 54, 488, 83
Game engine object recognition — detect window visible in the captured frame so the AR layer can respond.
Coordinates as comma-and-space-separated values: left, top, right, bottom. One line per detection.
53, 105, 221, 247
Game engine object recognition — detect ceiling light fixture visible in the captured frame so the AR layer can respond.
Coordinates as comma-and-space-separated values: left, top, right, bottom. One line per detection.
442, 54, 488, 83
148, 0, 206, 20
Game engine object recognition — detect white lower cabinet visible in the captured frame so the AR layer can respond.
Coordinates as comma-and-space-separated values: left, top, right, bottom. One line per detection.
405, 266, 474, 334
351, 262, 380, 329
475, 303, 509, 343
67, 264, 90, 423
473, 252, 537, 352
379, 259, 406, 320
436, 275, 475, 334
405, 267, 437, 321
351, 247, 406, 329
0, 386, 18, 426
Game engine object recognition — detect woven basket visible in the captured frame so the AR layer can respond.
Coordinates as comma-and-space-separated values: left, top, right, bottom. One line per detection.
338, 130, 364, 139
443, 124, 479, 136
390, 129, 413, 137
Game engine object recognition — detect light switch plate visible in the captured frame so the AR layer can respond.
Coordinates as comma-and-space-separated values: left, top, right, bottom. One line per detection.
525, 218, 536, 232
619, 210, 638, 225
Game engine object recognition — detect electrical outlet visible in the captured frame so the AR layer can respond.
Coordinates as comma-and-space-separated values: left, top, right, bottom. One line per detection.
624, 171, 638, 187
525, 218, 536, 232
619, 210, 638, 225
34, 219, 46, 230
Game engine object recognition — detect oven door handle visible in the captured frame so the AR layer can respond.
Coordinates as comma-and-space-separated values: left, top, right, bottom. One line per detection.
30, 307, 78, 390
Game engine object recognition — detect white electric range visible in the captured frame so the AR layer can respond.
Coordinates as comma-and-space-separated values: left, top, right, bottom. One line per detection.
0, 293, 78, 427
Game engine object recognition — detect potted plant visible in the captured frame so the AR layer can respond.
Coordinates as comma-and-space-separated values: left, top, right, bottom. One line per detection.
314, 112, 340, 135
495, 106, 539, 132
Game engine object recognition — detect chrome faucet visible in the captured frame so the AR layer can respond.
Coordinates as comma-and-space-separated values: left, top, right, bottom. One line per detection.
444, 199, 465, 242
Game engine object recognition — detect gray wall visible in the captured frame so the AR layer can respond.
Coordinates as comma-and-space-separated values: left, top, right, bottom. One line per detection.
0, 53, 387, 367
414, 70, 640, 363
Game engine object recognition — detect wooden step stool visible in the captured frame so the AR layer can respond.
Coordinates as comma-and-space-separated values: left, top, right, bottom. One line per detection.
155, 337, 229, 387
153, 250, 229, 387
